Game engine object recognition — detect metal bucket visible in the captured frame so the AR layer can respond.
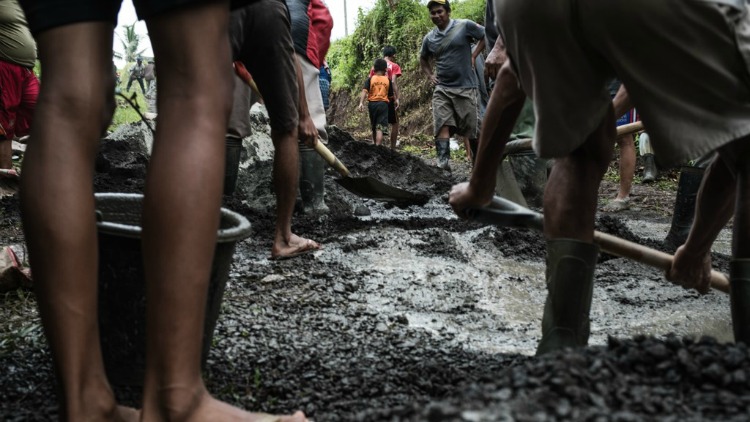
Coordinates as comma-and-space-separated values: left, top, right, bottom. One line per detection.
95, 193, 251, 386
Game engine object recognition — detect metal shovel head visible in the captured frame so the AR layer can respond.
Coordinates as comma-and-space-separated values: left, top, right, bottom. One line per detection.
335, 176, 429, 205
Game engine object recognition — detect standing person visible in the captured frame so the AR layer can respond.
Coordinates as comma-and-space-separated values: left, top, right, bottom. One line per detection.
369, 45, 402, 149
0, 0, 39, 170
450, 0, 750, 354
602, 82, 637, 212
126, 56, 146, 95
319, 60, 331, 111
359, 58, 393, 146
286, 0, 333, 214
229, 1, 322, 260
143, 58, 156, 98
419, 0, 485, 170
17, 0, 308, 420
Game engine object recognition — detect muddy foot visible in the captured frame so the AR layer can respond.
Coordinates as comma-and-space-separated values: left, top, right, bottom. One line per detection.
271, 234, 321, 260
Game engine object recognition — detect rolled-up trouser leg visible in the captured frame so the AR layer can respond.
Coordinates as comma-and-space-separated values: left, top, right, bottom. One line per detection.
537, 239, 599, 356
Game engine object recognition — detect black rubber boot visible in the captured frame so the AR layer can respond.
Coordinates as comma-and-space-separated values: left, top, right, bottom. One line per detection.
223, 136, 243, 195
642, 153, 657, 183
536, 239, 599, 356
435, 138, 450, 170
663, 166, 704, 253
299, 144, 329, 214
731, 260, 750, 345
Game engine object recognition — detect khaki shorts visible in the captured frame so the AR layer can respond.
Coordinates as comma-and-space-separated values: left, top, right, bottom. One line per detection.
496, 0, 750, 166
432, 86, 479, 139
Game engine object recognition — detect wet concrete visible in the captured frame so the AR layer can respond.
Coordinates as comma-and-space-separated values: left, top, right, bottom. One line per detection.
0, 121, 745, 421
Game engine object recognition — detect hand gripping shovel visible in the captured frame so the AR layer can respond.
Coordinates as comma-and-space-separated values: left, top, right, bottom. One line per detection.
314, 142, 428, 205
467, 196, 730, 294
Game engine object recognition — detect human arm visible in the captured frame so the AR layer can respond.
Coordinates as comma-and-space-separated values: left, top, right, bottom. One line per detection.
391, 76, 399, 109
484, 36, 507, 83
358, 89, 368, 112
471, 37, 486, 70
449, 61, 526, 217
295, 55, 318, 147
612, 84, 633, 120
420, 56, 438, 86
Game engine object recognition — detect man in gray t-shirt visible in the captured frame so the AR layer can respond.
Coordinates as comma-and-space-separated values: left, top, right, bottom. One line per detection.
419, 0, 484, 170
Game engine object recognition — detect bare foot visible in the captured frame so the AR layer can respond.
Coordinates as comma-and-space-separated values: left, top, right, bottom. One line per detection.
115, 405, 140, 422
271, 233, 321, 260
666, 245, 712, 294
144, 392, 308, 422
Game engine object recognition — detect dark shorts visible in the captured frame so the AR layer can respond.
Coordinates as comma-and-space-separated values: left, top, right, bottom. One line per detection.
387, 101, 398, 125
20, 0, 209, 35
230, 0, 298, 133
368, 101, 389, 135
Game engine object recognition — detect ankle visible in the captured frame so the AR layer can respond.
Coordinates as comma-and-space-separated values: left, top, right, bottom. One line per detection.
145, 382, 209, 421
61, 378, 120, 421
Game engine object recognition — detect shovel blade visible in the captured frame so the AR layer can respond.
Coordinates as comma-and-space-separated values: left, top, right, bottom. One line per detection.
335, 176, 428, 205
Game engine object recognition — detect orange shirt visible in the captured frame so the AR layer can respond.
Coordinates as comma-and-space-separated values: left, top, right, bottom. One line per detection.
364, 74, 392, 103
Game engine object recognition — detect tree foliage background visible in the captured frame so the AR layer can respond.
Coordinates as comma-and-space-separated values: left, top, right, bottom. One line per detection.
327, 0, 485, 91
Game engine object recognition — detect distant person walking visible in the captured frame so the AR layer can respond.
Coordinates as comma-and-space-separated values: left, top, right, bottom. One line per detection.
369, 45, 402, 149
319, 60, 331, 111
419, 0, 485, 170
127, 56, 146, 95
359, 58, 394, 146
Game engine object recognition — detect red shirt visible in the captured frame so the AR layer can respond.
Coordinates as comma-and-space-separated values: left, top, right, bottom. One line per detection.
369, 58, 402, 81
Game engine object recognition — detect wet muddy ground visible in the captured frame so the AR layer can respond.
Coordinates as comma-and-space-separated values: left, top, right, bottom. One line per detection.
1, 122, 748, 421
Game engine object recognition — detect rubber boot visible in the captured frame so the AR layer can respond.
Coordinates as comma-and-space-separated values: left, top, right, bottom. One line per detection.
299, 144, 329, 214
731, 260, 750, 345
223, 136, 243, 195
663, 166, 704, 253
435, 138, 451, 170
642, 153, 657, 183
536, 239, 599, 356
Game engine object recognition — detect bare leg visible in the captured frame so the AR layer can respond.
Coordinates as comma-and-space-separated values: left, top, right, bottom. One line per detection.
19, 23, 138, 421
390, 120, 399, 149
271, 128, 320, 259
615, 134, 634, 200
0, 139, 12, 168
375, 129, 383, 146
140, 3, 305, 421
544, 110, 616, 241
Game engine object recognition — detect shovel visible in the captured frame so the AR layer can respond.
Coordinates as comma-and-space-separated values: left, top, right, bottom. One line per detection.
314, 142, 428, 205
467, 195, 730, 294
238, 71, 427, 205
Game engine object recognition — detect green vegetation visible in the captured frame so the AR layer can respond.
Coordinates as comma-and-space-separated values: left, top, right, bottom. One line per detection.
328, 0, 485, 91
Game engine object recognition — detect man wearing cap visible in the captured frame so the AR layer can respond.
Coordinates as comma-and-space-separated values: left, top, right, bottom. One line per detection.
450, 0, 750, 355
420, 0, 485, 170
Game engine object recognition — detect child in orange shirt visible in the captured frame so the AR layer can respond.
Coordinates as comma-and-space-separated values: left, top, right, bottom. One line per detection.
358, 58, 393, 146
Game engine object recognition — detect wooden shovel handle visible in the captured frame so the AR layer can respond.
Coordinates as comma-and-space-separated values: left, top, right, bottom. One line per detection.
594, 230, 730, 293
616, 121, 644, 137
314, 142, 351, 177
